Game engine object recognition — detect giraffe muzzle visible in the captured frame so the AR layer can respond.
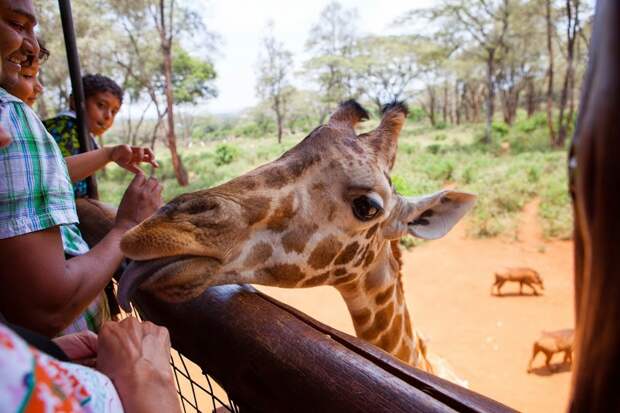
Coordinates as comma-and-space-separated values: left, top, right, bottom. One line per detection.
118, 255, 189, 311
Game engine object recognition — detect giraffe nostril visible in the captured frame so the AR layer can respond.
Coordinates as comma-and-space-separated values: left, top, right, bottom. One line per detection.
178, 199, 219, 215
410, 218, 430, 226
420, 209, 434, 219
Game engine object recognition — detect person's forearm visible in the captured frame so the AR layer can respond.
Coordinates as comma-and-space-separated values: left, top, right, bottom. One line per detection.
114, 364, 180, 413
0, 225, 127, 337
58, 227, 127, 326
65, 148, 112, 182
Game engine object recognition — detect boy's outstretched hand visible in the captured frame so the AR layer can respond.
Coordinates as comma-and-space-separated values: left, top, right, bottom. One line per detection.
115, 173, 163, 232
109, 144, 159, 174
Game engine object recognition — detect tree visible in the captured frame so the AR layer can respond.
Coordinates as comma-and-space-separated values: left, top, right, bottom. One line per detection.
151, 0, 188, 185
401, 0, 512, 142
34, 0, 121, 115
414, 39, 455, 127
496, 0, 546, 125
351, 35, 423, 111
256, 24, 294, 144
108, 0, 217, 183
36, 0, 217, 168
303, 1, 359, 121
556, 0, 583, 147
545, 0, 557, 146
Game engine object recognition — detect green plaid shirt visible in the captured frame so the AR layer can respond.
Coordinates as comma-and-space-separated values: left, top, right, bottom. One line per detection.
0, 88, 107, 335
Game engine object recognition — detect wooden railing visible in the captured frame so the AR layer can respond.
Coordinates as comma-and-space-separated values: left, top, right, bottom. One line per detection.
135, 285, 516, 413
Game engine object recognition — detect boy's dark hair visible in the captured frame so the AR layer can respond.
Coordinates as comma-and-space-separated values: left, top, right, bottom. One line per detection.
81, 73, 124, 104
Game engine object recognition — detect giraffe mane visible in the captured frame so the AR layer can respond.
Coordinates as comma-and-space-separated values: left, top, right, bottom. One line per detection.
389, 239, 405, 293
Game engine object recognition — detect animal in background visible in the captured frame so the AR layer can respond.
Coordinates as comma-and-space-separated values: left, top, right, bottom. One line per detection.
527, 329, 574, 373
491, 267, 544, 296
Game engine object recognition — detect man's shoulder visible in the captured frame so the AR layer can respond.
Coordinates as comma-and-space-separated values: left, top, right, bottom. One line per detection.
0, 88, 22, 105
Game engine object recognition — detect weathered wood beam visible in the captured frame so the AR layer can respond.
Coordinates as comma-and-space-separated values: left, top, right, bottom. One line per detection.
135, 285, 515, 413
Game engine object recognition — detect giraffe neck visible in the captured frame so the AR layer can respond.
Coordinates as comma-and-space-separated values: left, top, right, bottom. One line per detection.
335, 241, 432, 371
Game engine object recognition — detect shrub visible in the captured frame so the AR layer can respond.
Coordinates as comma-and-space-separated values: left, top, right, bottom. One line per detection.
214, 143, 239, 166
516, 112, 547, 133
408, 107, 426, 122
399, 236, 425, 250
434, 121, 448, 130
492, 121, 510, 137
392, 175, 414, 195
426, 159, 454, 181
426, 144, 441, 154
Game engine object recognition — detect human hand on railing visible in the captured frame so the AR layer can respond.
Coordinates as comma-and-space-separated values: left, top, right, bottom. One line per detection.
97, 317, 180, 413
53, 330, 98, 367
109, 144, 159, 174
114, 173, 163, 232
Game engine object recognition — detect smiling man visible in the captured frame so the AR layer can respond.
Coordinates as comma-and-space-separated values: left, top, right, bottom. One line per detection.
0, 0, 164, 337
0, 0, 38, 88
0, 1, 37, 156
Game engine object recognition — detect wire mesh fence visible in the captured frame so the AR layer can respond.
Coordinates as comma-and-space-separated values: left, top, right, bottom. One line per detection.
170, 349, 240, 413
120, 297, 240, 413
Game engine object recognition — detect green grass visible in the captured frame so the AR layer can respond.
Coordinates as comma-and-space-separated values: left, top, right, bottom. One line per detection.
98, 113, 573, 240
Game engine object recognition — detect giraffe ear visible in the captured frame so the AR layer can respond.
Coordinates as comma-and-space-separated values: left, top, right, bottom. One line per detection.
328, 99, 369, 130
405, 190, 476, 240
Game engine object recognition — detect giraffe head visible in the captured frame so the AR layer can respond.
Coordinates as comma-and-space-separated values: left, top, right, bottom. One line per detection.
119, 100, 475, 313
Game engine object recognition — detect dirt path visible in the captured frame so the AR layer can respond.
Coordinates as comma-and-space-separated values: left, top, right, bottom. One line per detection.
259, 200, 574, 412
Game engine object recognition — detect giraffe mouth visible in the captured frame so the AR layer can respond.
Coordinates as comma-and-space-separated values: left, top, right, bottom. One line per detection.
118, 255, 196, 311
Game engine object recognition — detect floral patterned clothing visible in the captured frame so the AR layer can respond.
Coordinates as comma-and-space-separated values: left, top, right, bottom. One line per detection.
0, 323, 123, 412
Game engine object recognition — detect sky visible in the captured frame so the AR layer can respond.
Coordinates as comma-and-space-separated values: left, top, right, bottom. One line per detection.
193, 0, 434, 115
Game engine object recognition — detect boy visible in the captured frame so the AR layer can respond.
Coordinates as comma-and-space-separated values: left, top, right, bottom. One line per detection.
44, 73, 139, 198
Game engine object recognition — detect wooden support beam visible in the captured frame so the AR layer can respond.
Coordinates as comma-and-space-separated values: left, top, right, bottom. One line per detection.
135, 285, 515, 413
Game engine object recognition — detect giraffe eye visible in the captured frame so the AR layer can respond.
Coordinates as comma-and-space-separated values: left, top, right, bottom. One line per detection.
352, 196, 383, 221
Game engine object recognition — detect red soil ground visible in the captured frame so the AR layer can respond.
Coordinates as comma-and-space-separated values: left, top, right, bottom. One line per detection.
259, 200, 574, 412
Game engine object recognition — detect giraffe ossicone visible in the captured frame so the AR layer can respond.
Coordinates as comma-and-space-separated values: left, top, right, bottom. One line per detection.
119, 100, 475, 386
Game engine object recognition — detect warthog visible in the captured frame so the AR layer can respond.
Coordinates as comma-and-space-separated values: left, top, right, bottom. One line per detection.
527, 329, 574, 373
491, 267, 544, 296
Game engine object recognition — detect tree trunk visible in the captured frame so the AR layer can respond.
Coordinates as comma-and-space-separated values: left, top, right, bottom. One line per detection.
442, 81, 449, 125
156, 0, 188, 185
276, 110, 282, 143
484, 50, 496, 144
475, 84, 484, 123
455, 81, 462, 126
558, 0, 579, 148
501, 87, 520, 126
462, 83, 471, 123
426, 87, 437, 127
526, 78, 537, 118
546, 0, 557, 147
162, 43, 188, 185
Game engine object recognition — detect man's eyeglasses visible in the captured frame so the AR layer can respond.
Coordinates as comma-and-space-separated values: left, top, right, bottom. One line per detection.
22, 47, 50, 68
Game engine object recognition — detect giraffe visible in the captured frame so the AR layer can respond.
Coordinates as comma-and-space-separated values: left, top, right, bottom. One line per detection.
118, 100, 475, 385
